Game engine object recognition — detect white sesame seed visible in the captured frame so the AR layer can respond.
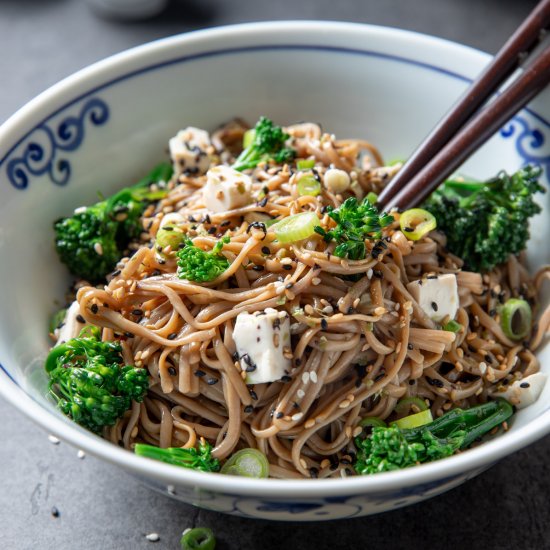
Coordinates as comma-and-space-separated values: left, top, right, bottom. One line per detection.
310, 371, 318, 384
48, 435, 60, 445
479, 362, 487, 375
145, 533, 160, 542
93, 242, 103, 256
297, 389, 305, 399
167, 485, 176, 495
367, 268, 373, 279
74, 206, 87, 214
292, 412, 304, 421
182, 528, 192, 536
77, 450, 86, 459
302, 372, 310, 384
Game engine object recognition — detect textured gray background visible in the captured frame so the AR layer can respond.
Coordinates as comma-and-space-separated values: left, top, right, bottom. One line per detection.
1, 1, 548, 549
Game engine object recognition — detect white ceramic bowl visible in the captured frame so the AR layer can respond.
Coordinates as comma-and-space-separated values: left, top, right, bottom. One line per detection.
0, 22, 549, 521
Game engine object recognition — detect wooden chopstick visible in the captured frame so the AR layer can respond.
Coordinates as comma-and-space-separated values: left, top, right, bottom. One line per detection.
383, 43, 550, 210
377, 0, 550, 209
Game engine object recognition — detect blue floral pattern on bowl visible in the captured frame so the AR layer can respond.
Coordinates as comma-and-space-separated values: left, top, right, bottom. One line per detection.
5, 97, 109, 189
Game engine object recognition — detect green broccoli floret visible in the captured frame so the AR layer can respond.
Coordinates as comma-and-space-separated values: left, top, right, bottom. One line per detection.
45, 326, 149, 433
232, 116, 296, 171
424, 166, 545, 272
314, 197, 394, 260
176, 236, 230, 282
354, 399, 513, 474
54, 162, 173, 282
134, 441, 220, 473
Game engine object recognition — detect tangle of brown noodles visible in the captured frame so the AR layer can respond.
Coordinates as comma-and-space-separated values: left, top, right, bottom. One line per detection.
70, 120, 550, 478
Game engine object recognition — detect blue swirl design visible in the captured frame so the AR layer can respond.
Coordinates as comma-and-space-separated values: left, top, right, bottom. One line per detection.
6, 98, 109, 189
500, 114, 550, 182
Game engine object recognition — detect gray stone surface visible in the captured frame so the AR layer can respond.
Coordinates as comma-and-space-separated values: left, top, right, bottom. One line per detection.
1, 1, 548, 548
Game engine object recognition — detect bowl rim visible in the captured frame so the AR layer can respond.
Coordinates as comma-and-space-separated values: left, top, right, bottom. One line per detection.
1, 20, 549, 498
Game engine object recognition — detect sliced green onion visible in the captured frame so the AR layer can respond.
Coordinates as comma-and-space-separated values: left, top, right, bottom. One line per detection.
500, 298, 532, 340
443, 319, 463, 333
181, 527, 216, 550
388, 157, 405, 166
395, 396, 428, 416
156, 225, 185, 252
242, 129, 255, 149
366, 191, 378, 205
400, 208, 437, 241
297, 158, 315, 170
296, 174, 321, 197
358, 417, 387, 429
220, 448, 269, 478
272, 212, 320, 243
49, 308, 67, 333
393, 408, 433, 430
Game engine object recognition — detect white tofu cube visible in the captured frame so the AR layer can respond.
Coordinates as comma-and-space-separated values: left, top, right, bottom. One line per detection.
233, 308, 291, 384
406, 273, 459, 323
203, 165, 252, 213
55, 300, 86, 345
500, 372, 547, 409
169, 127, 211, 176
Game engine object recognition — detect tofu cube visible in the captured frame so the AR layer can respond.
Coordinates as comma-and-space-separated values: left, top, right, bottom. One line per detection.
169, 127, 211, 176
500, 372, 547, 409
203, 165, 252, 213
406, 273, 459, 323
233, 308, 291, 384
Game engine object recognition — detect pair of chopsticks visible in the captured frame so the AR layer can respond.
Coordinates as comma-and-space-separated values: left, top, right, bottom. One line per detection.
377, 0, 550, 211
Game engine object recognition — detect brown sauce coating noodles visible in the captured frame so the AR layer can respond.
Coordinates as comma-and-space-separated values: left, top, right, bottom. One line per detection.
72, 120, 549, 478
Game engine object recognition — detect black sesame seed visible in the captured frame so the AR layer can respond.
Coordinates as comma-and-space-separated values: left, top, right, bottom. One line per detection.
295, 358, 302, 366
407, 343, 413, 350
245, 364, 257, 373
373, 270, 383, 279
194, 370, 206, 378
281, 375, 292, 382
249, 390, 258, 400
426, 376, 444, 388
403, 226, 413, 232
347, 307, 354, 314
408, 380, 415, 385
168, 366, 177, 376
91, 304, 99, 314
261, 246, 270, 254
112, 270, 121, 277
520, 382, 530, 389
51, 506, 60, 518
431, 302, 438, 312
252, 265, 264, 271
321, 319, 328, 330
276, 412, 284, 419
489, 308, 497, 317
285, 283, 294, 289
76, 315, 86, 324
309, 467, 319, 479
374, 373, 385, 382
244, 405, 254, 413
258, 197, 268, 207
132, 309, 143, 316
220, 220, 231, 227
167, 332, 178, 340
124, 332, 134, 338
207, 227, 217, 235
340, 458, 351, 465
427, 275, 438, 280
207, 377, 219, 385
163, 226, 174, 231
282, 264, 292, 270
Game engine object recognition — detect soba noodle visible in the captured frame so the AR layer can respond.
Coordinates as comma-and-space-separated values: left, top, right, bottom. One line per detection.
61, 120, 549, 478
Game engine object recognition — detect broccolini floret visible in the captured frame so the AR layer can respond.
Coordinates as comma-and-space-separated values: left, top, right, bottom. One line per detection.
134, 441, 220, 473
176, 236, 230, 282
424, 166, 544, 272
232, 117, 296, 171
314, 197, 394, 260
354, 399, 513, 474
45, 326, 149, 433
54, 162, 173, 282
